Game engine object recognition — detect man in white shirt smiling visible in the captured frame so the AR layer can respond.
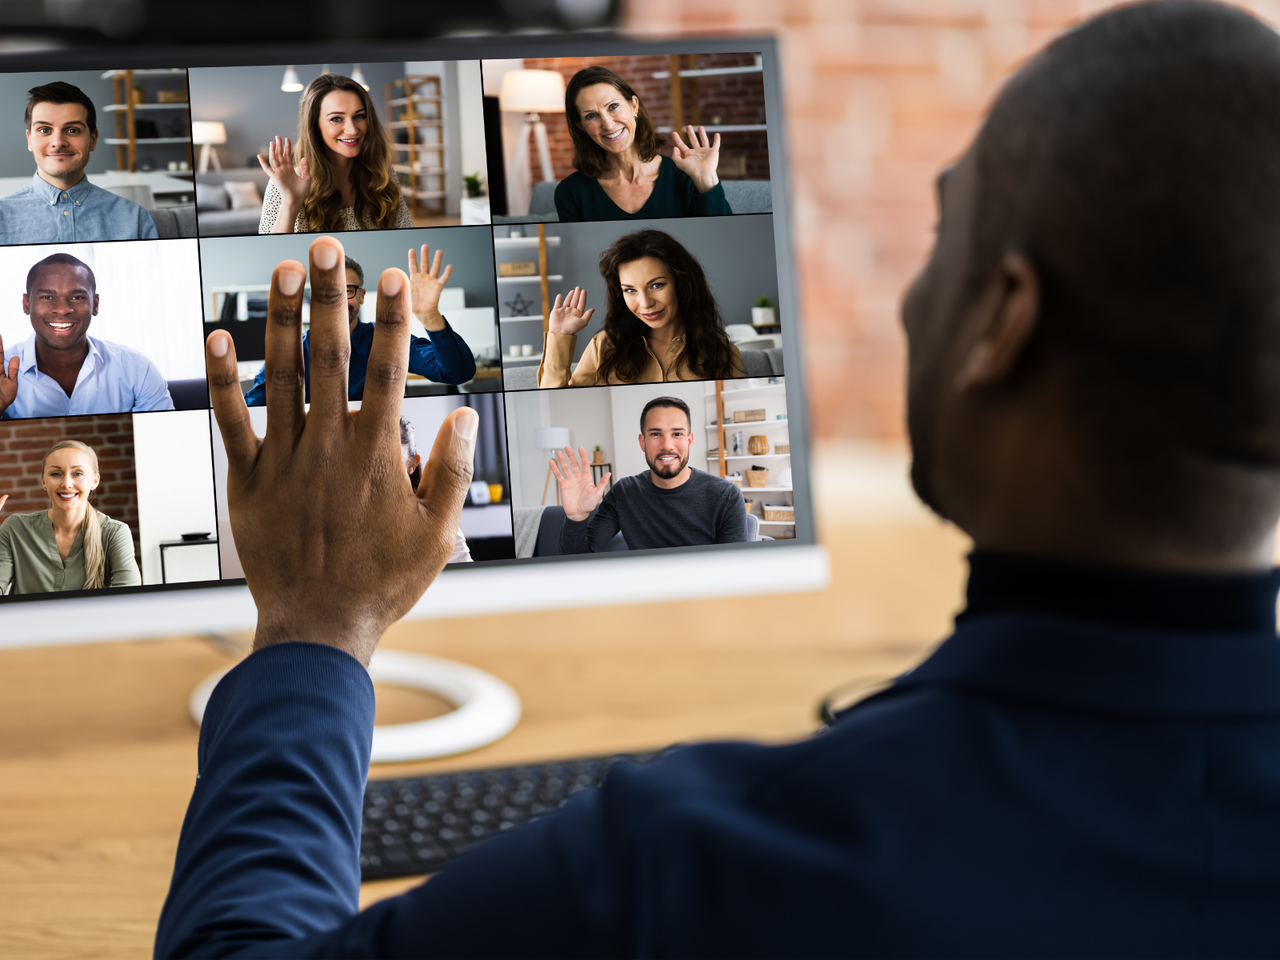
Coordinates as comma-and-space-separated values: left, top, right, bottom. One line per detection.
0, 252, 173, 419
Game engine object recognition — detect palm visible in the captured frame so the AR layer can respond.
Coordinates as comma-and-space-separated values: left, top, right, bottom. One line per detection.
670, 126, 722, 192
547, 287, 595, 336
257, 136, 310, 206
408, 245, 452, 320
550, 446, 610, 522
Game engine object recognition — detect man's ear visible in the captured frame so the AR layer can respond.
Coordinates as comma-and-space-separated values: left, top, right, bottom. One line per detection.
637, 432, 644, 452
953, 252, 1040, 391
89, 129, 98, 152
25, 128, 32, 154
22, 293, 29, 315
92, 294, 99, 316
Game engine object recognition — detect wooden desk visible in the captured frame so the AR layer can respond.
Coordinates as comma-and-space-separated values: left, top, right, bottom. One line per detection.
0, 444, 969, 959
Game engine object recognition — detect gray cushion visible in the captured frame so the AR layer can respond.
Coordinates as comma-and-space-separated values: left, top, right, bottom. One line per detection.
529, 180, 559, 216
763, 348, 785, 376
722, 180, 772, 214
196, 181, 229, 211
740, 349, 772, 377
196, 207, 264, 237
503, 365, 539, 390
151, 205, 198, 239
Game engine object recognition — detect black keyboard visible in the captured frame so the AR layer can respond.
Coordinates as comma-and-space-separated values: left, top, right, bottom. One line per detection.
360, 749, 673, 882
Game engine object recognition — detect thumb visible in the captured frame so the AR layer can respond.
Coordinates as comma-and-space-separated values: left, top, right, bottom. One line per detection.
416, 407, 479, 546
0, 494, 7, 512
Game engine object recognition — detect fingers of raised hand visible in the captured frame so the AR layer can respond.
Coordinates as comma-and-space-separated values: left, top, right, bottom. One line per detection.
438, 263, 452, 287
5, 355, 16, 380
305, 237, 352, 421
430, 247, 444, 278
670, 128, 689, 151
408, 246, 421, 276
205, 330, 259, 475
0, 494, 7, 512
594, 472, 611, 494
554, 447, 572, 476
549, 457, 566, 483
358, 268, 412, 448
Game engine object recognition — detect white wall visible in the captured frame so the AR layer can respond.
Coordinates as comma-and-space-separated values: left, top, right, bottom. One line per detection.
506, 388, 552, 507
133, 409, 220, 585
482, 59, 533, 216
456, 61, 489, 193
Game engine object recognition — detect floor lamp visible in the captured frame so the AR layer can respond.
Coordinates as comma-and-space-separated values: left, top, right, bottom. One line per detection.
192, 121, 227, 173
537, 427, 571, 505
499, 69, 566, 189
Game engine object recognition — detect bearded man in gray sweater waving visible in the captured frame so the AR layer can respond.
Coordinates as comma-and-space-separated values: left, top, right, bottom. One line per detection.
550, 395, 748, 553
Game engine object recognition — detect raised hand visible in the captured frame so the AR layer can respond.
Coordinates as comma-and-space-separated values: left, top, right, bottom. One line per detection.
408, 245, 453, 332
0, 333, 17, 416
550, 445, 611, 523
547, 287, 595, 337
204, 236, 477, 666
0, 495, 7, 513
669, 125, 722, 193
256, 135, 312, 213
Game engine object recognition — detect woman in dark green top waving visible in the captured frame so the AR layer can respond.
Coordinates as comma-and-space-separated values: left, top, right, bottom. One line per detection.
554, 66, 732, 223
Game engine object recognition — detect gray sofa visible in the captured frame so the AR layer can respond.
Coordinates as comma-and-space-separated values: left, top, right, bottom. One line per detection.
152, 205, 198, 239
501, 347, 782, 391
495, 178, 773, 224
195, 167, 272, 236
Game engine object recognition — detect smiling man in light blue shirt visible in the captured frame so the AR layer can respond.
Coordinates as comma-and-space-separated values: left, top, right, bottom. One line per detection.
0, 252, 173, 419
0, 82, 158, 244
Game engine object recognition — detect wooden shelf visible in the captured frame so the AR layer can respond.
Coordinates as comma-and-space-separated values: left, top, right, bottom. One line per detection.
656, 124, 767, 133
707, 419, 787, 429
103, 136, 190, 145
393, 164, 446, 175
500, 317, 546, 324
652, 65, 763, 79
102, 103, 188, 112
758, 520, 796, 526
101, 68, 185, 77
707, 454, 790, 461
497, 274, 562, 284
388, 96, 442, 106
708, 383, 786, 399
494, 236, 560, 248
389, 73, 447, 217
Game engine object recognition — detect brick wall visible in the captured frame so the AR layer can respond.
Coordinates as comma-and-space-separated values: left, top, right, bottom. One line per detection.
618, 0, 1280, 441
520, 52, 770, 182
0, 414, 141, 562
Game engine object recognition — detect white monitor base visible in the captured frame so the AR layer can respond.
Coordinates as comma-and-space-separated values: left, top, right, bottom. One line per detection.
188, 649, 522, 763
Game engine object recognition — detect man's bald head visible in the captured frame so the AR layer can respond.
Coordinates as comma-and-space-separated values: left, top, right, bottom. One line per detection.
915, 1, 1280, 557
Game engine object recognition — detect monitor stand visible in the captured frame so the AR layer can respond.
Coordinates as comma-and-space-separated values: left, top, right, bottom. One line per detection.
188, 648, 522, 763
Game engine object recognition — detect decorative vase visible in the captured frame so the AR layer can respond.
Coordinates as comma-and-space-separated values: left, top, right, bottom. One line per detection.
751, 306, 776, 326
747, 435, 769, 455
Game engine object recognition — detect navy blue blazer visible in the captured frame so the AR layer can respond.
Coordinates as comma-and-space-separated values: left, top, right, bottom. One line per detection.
244, 318, 477, 405
155, 555, 1280, 958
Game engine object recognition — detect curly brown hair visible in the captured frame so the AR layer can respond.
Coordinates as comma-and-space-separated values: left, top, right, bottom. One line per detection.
293, 74, 402, 232
595, 230, 737, 384
564, 66, 661, 179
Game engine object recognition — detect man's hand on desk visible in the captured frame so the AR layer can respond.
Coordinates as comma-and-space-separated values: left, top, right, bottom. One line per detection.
204, 235, 477, 666
551, 445, 611, 523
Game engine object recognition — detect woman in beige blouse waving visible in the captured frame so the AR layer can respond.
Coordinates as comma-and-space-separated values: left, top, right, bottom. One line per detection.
537, 229, 744, 388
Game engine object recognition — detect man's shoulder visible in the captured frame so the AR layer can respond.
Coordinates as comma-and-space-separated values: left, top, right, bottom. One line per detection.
688, 468, 741, 496
88, 336, 159, 368
0, 184, 39, 202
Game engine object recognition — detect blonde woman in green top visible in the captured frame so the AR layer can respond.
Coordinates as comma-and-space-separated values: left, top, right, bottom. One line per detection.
0, 439, 141, 595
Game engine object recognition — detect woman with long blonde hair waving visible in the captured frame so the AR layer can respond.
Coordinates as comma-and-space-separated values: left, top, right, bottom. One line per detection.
257, 74, 413, 234
0, 440, 141, 595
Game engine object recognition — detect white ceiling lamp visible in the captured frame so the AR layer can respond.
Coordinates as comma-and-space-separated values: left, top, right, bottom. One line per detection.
351, 63, 369, 91
281, 65, 303, 93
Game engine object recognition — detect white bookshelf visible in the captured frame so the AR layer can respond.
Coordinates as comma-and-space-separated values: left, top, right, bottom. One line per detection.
704, 377, 792, 539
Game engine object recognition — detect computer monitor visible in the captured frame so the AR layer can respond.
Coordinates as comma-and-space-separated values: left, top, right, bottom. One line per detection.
0, 35, 827, 656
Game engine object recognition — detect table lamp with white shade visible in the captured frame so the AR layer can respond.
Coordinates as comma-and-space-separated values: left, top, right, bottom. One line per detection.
499, 69, 566, 186
191, 121, 227, 173
536, 426, 571, 505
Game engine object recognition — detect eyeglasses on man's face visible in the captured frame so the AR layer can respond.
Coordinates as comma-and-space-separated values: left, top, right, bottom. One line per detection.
346, 285, 363, 299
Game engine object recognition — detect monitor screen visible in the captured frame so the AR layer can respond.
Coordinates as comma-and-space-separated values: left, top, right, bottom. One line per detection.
0, 37, 826, 648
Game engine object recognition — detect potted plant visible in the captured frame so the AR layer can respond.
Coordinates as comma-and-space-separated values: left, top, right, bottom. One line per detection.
463, 173, 484, 198
752, 295, 776, 326
592, 444, 604, 465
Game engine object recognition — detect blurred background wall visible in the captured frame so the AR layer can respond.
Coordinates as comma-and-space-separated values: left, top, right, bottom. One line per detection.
618, 0, 1280, 443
